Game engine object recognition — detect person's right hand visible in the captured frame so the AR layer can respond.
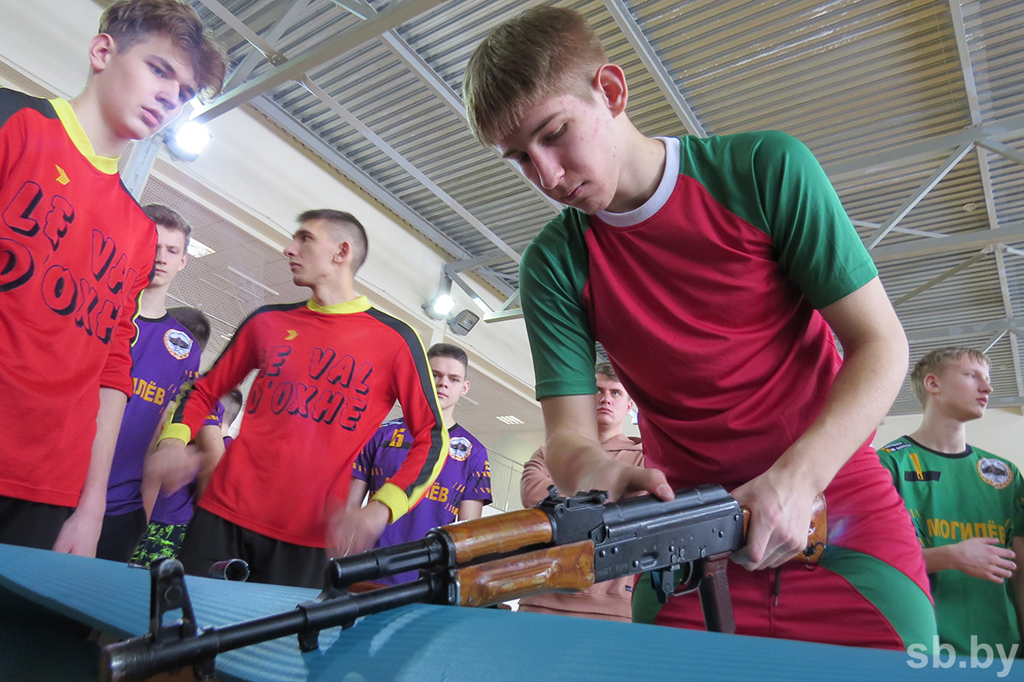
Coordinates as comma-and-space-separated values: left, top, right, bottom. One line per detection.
953, 537, 1017, 583
573, 457, 673, 503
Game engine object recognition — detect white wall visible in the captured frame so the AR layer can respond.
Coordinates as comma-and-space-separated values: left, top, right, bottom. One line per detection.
0, 0, 538, 401
874, 408, 1024, 470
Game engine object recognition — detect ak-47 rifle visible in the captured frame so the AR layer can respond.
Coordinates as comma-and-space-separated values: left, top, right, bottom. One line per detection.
101, 485, 826, 682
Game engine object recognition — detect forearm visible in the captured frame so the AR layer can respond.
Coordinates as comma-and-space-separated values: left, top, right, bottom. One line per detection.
541, 396, 607, 495
773, 333, 907, 493
80, 387, 128, 514
458, 499, 483, 521
347, 478, 369, 512
922, 545, 959, 574
54, 388, 128, 554
194, 425, 226, 501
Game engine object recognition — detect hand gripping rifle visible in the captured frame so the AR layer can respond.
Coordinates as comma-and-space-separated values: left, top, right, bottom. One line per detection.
101, 485, 826, 682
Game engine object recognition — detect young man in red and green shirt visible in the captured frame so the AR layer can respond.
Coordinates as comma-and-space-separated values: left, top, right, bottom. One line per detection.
464, 6, 934, 650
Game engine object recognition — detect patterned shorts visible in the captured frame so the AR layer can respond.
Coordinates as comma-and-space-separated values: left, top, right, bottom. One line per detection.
129, 521, 188, 569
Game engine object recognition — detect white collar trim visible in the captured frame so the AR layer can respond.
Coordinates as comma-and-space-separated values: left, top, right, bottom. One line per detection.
595, 137, 679, 227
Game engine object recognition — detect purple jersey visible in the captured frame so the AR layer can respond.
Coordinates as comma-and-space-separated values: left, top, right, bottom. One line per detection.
150, 403, 223, 525
106, 315, 200, 515
354, 420, 491, 584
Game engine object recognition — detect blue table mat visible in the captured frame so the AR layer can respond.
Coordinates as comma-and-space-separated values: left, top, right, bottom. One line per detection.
0, 543, 1018, 681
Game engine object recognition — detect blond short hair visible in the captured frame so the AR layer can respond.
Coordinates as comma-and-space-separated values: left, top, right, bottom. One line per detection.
910, 347, 990, 405
595, 361, 618, 382
463, 6, 607, 146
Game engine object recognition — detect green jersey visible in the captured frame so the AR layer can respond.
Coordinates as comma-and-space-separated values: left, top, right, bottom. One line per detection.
878, 436, 1024, 654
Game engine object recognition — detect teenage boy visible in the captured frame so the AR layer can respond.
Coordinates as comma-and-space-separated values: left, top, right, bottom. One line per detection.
154, 210, 448, 588
0, 0, 225, 556
879, 348, 1024, 656
463, 6, 933, 649
349, 343, 492, 584
518, 362, 642, 622
96, 206, 203, 562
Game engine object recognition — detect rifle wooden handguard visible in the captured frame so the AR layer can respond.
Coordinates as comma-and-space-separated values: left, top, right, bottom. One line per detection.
454, 541, 596, 607
445, 508, 553, 563
740, 494, 827, 565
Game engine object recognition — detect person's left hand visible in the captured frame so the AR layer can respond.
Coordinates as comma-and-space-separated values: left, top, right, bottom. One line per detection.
730, 468, 818, 571
326, 500, 390, 558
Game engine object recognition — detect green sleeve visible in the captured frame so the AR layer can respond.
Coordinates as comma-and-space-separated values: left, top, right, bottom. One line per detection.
753, 131, 878, 308
1013, 464, 1024, 537
519, 210, 597, 400
689, 131, 878, 309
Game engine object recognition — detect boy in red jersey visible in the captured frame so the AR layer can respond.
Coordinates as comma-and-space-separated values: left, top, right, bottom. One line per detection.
153, 210, 448, 588
0, 0, 225, 556
464, 7, 934, 649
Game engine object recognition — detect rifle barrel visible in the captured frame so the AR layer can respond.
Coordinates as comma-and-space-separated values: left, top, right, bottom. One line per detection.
102, 578, 439, 682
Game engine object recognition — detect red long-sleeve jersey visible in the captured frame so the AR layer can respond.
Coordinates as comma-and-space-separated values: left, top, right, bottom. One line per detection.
163, 297, 448, 547
0, 90, 154, 507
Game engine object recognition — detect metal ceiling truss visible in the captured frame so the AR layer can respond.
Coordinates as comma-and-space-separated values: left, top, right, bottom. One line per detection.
600, 0, 706, 138
193, 0, 449, 120
946, 0, 1024, 401
196, 0, 533, 305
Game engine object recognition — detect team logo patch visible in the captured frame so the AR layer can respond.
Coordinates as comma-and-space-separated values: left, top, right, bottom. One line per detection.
449, 437, 472, 462
882, 441, 912, 452
978, 458, 1012, 489
164, 329, 193, 360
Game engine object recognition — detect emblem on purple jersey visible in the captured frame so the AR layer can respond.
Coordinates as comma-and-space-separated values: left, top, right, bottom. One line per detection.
164, 329, 193, 360
448, 436, 472, 462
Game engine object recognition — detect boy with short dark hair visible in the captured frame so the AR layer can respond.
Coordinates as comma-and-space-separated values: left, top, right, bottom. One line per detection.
879, 348, 1024, 656
0, 5, 225, 557
153, 210, 448, 588
349, 342, 492, 584
95, 205, 204, 562
464, 6, 932, 649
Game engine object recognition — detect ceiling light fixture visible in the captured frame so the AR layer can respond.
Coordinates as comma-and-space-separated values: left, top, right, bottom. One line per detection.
187, 238, 216, 258
423, 276, 455, 320
446, 309, 480, 336
166, 120, 212, 162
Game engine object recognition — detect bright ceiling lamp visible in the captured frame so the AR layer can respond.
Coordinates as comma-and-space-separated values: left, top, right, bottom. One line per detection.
166, 120, 212, 162
423, 276, 455, 320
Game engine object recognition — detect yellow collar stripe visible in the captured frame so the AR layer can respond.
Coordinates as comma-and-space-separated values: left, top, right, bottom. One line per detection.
306, 295, 371, 315
49, 98, 120, 175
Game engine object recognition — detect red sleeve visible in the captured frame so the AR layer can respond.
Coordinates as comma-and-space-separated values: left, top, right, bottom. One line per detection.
168, 311, 260, 442
99, 230, 155, 396
366, 322, 448, 522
